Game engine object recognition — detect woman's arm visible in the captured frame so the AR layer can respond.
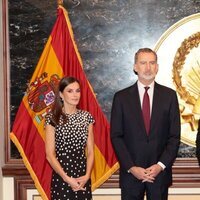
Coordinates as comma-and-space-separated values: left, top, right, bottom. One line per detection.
76, 123, 94, 187
85, 123, 95, 178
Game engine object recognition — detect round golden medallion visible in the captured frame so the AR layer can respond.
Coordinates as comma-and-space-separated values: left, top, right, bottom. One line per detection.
154, 13, 200, 147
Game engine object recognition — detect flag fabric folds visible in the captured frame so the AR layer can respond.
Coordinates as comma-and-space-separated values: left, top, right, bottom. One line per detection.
10, 5, 118, 200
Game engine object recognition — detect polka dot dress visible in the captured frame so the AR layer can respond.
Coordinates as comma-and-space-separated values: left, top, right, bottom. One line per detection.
45, 109, 95, 200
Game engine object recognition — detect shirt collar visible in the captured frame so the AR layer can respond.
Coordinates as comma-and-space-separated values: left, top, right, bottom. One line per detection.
137, 80, 155, 90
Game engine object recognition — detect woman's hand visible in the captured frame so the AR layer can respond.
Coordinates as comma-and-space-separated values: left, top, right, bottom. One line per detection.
76, 175, 90, 190
64, 176, 85, 191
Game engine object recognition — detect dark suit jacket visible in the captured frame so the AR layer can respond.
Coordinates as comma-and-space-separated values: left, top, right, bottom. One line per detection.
196, 120, 200, 165
110, 82, 180, 188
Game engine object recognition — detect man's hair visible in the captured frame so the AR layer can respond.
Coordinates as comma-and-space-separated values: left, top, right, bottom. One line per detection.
134, 48, 157, 75
134, 48, 157, 64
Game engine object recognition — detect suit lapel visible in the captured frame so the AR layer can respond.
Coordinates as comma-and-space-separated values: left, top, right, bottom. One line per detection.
128, 82, 147, 135
150, 82, 161, 134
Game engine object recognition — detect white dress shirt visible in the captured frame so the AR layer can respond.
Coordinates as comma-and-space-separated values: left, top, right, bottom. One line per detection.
137, 80, 154, 115
137, 80, 166, 170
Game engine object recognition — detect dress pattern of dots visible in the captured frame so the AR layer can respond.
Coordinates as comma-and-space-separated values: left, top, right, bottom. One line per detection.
45, 109, 95, 200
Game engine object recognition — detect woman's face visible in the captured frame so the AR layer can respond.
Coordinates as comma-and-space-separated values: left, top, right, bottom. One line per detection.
60, 81, 81, 107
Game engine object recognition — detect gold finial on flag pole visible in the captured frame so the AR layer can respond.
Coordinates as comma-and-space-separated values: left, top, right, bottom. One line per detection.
57, 0, 63, 6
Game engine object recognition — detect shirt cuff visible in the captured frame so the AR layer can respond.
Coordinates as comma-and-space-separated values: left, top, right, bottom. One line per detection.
157, 161, 166, 170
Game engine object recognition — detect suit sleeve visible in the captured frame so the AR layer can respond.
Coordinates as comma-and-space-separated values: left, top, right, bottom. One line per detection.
159, 91, 181, 168
110, 93, 134, 171
196, 120, 200, 165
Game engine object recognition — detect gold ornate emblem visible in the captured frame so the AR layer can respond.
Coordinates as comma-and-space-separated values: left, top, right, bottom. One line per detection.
173, 32, 200, 146
154, 13, 200, 147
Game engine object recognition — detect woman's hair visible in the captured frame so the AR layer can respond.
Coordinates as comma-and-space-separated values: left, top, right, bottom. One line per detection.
51, 76, 80, 125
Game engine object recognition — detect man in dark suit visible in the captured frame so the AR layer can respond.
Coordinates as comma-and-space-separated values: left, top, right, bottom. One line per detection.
110, 48, 180, 200
196, 120, 200, 165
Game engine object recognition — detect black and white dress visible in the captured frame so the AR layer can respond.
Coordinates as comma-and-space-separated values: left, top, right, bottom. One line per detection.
45, 109, 95, 200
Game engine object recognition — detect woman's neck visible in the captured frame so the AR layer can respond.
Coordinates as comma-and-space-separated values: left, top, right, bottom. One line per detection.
63, 106, 77, 115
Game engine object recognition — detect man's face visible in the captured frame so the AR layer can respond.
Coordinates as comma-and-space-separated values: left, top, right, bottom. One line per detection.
134, 52, 158, 84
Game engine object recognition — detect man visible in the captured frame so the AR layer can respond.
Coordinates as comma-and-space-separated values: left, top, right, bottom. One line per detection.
110, 48, 180, 200
196, 119, 200, 165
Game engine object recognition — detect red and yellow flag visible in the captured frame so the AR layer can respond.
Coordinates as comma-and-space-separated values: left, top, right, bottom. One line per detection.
10, 5, 118, 200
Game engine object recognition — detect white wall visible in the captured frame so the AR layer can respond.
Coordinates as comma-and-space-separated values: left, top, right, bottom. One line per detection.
3, 178, 14, 200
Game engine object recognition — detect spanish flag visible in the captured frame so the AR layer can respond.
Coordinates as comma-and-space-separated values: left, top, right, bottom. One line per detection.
10, 5, 118, 200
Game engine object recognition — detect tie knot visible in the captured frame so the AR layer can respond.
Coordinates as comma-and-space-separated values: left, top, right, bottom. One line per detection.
144, 86, 150, 92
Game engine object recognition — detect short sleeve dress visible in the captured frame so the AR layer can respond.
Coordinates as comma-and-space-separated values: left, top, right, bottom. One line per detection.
45, 109, 95, 200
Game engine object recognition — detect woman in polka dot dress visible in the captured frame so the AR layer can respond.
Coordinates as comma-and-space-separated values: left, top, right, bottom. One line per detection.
45, 76, 95, 200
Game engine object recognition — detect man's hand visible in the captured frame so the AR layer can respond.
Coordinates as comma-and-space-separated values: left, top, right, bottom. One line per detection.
129, 166, 155, 183
146, 164, 163, 179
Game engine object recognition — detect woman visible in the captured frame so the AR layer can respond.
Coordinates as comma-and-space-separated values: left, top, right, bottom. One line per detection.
45, 76, 94, 200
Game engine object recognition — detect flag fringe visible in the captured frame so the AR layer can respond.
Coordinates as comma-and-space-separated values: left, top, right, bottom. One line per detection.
59, 5, 83, 67
10, 132, 48, 200
9, 5, 119, 199
91, 162, 119, 191
59, 5, 98, 97
59, 5, 120, 190
10, 131, 119, 196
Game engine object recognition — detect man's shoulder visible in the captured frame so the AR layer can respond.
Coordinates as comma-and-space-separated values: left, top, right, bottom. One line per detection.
155, 82, 176, 94
114, 84, 136, 96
